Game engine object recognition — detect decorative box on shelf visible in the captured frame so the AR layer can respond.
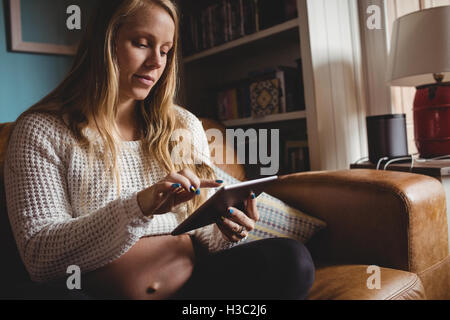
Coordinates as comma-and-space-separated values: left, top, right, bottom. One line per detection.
250, 78, 281, 117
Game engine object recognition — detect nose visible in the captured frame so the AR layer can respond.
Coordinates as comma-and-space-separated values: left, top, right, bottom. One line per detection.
144, 49, 163, 69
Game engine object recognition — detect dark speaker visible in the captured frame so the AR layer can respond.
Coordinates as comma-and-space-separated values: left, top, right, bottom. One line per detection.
366, 114, 409, 164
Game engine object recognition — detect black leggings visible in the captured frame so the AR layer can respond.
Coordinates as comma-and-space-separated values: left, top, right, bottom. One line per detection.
172, 237, 315, 300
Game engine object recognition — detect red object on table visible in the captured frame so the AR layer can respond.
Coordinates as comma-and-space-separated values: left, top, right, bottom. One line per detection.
414, 83, 450, 158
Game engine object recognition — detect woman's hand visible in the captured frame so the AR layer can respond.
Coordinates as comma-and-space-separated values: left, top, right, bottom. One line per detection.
137, 169, 222, 217
216, 192, 259, 242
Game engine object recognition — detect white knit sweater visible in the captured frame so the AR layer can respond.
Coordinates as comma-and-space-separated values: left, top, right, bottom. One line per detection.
4, 106, 234, 283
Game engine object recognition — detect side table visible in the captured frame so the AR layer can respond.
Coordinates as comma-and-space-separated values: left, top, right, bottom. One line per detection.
351, 160, 450, 253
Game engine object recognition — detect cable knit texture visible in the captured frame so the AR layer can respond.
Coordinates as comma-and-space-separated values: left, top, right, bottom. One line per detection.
4, 105, 235, 283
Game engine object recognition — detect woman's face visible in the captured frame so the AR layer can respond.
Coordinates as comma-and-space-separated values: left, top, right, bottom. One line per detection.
115, 5, 175, 103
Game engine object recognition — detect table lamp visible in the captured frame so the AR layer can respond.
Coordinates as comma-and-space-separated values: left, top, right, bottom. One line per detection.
387, 5, 450, 158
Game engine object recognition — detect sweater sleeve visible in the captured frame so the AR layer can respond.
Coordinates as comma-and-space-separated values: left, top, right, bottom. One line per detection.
178, 108, 246, 252
4, 114, 155, 283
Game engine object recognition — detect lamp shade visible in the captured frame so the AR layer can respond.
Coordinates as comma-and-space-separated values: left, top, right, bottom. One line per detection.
387, 6, 450, 87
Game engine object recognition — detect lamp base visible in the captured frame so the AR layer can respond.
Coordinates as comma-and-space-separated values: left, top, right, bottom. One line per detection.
414, 82, 450, 158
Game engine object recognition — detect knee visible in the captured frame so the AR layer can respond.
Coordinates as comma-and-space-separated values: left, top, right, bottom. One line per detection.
272, 238, 315, 299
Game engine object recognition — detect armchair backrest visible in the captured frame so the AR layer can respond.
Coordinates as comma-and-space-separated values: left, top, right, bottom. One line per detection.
0, 122, 14, 220
0, 122, 13, 184
0, 122, 29, 289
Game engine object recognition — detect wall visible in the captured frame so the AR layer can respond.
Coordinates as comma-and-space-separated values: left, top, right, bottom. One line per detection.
0, 1, 73, 123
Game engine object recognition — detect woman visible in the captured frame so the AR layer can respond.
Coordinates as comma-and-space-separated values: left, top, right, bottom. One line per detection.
4, 0, 314, 300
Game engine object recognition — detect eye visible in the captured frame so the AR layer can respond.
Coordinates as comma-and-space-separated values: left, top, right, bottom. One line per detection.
133, 41, 148, 49
161, 47, 173, 57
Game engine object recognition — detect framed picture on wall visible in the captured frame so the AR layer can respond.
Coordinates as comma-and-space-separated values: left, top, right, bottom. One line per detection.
8, 0, 99, 55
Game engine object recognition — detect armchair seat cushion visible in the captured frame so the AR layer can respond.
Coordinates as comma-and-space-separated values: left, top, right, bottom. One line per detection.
308, 265, 426, 300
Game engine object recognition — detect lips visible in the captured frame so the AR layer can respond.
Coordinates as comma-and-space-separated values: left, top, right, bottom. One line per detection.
136, 74, 155, 81
134, 74, 155, 86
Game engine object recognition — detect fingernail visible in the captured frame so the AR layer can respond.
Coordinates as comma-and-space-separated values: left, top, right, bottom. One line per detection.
216, 180, 224, 184
189, 186, 197, 193
196, 188, 201, 195
172, 183, 181, 189
251, 193, 256, 199
228, 208, 234, 215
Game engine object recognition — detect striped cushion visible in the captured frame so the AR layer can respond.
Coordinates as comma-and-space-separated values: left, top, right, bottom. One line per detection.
212, 166, 327, 244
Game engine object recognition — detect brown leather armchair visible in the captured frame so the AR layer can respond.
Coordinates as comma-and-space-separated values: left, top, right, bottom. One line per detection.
1, 119, 449, 300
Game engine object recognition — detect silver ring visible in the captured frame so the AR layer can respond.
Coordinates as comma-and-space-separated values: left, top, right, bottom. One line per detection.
236, 225, 246, 237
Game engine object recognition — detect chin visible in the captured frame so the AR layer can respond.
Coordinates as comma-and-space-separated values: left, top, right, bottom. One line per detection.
132, 90, 152, 101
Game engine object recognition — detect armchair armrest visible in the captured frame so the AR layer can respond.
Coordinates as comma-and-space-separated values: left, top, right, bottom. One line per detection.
265, 169, 449, 275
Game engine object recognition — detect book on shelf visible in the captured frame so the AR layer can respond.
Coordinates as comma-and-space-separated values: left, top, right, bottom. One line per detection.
216, 78, 251, 121
217, 87, 240, 121
257, 0, 298, 30
238, 79, 252, 118
181, 0, 297, 57
283, 141, 310, 174
201, 9, 209, 51
285, 0, 298, 20
215, 64, 305, 122
229, 0, 245, 41
243, 0, 259, 36
289, 147, 309, 173
213, 1, 227, 46
230, 89, 240, 119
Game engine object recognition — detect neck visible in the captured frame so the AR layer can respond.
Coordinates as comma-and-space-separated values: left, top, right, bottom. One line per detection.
116, 97, 137, 125
116, 97, 142, 141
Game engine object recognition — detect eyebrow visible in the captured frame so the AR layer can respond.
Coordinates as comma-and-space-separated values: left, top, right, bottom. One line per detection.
133, 29, 174, 46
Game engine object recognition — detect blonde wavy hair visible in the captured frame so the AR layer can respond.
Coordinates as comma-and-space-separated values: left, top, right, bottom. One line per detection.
14, 0, 215, 217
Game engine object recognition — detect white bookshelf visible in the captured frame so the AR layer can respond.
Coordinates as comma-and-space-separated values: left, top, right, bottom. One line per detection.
178, 0, 375, 172
222, 110, 306, 127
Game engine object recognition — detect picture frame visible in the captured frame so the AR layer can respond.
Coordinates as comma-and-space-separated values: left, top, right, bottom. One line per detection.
8, 0, 97, 55
284, 140, 309, 174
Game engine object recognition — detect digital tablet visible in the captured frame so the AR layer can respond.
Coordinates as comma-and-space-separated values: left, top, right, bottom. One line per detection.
171, 175, 278, 236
